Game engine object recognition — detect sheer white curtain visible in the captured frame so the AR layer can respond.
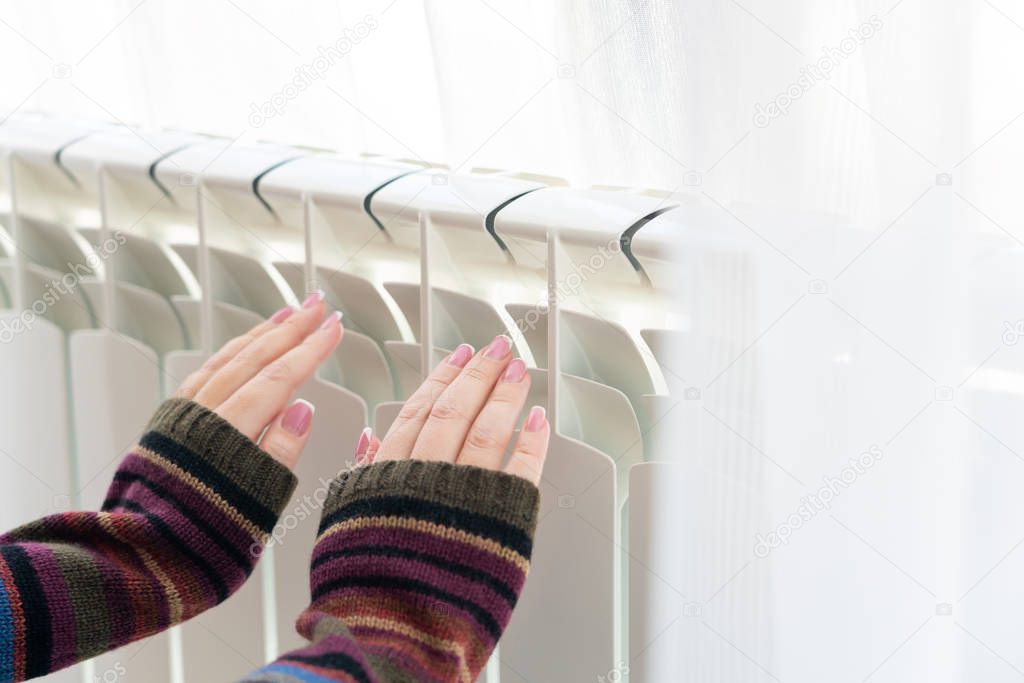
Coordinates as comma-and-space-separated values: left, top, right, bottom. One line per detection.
3, 1, 1023, 681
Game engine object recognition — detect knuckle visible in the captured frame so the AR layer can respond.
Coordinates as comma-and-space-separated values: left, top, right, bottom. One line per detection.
465, 425, 501, 452
397, 399, 429, 422
461, 365, 490, 383
512, 444, 534, 460
259, 357, 295, 384
429, 396, 464, 423
486, 390, 520, 407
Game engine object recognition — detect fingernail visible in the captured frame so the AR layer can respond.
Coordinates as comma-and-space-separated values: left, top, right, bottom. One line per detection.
525, 405, 546, 432
282, 399, 315, 437
502, 358, 527, 383
355, 427, 372, 460
270, 306, 294, 323
320, 311, 343, 330
447, 343, 474, 368
303, 289, 325, 309
485, 334, 512, 360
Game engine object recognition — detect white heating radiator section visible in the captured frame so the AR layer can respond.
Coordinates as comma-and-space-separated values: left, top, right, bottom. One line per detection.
0, 115, 765, 683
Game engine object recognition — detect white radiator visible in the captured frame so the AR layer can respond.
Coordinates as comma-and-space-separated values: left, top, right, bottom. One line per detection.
0, 114, 768, 683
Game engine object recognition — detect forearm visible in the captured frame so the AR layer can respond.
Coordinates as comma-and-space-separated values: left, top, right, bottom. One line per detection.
0, 399, 296, 681
243, 460, 538, 683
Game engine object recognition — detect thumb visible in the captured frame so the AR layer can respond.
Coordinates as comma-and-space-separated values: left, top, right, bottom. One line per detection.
259, 399, 315, 470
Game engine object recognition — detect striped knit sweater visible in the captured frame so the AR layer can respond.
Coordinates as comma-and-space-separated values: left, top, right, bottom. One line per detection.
0, 400, 539, 683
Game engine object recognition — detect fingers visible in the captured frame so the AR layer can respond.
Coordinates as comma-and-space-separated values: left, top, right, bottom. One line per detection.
366, 434, 382, 463
174, 308, 291, 400
374, 343, 475, 462
354, 428, 381, 467
355, 335, 550, 486
194, 292, 327, 408
354, 427, 372, 466
258, 399, 315, 470
456, 358, 531, 471
408, 335, 513, 463
216, 311, 343, 439
503, 405, 550, 486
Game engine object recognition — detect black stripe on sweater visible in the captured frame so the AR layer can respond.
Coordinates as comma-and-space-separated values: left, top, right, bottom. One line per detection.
312, 575, 503, 642
116, 500, 230, 603
280, 652, 373, 683
104, 471, 253, 575
139, 431, 278, 532
1, 545, 51, 679
311, 545, 519, 606
318, 495, 533, 559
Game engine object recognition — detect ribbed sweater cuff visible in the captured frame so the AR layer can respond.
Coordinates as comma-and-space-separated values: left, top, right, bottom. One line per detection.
144, 398, 298, 520
321, 459, 540, 536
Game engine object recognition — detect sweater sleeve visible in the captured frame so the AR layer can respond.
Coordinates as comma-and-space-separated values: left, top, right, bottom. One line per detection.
242, 459, 539, 683
0, 399, 297, 681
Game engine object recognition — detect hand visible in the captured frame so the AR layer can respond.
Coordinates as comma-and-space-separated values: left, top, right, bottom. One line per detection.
174, 291, 343, 469
357, 334, 550, 485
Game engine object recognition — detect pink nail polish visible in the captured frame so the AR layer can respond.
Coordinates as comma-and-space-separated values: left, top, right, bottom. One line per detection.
525, 405, 546, 432
320, 311, 343, 330
447, 343, 474, 368
282, 399, 315, 437
270, 306, 294, 323
485, 334, 512, 360
303, 290, 325, 309
502, 358, 527, 383
355, 427, 372, 459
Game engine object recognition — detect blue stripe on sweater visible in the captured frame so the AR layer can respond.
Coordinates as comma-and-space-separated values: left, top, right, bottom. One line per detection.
0, 573, 13, 680
251, 663, 339, 683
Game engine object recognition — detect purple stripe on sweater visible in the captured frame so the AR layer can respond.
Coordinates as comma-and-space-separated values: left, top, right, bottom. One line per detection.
315, 525, 524, 591
20, 545, 74, 671
311, 555, 514, 628
112, 454, 257, 554
125, 512, 221, 617
106, 480, 249, 589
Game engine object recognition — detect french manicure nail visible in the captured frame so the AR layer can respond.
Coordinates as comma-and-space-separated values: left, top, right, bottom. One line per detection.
447, 343, 474, 368
355, 427, 372, 459
525, 405, 546, 432
502, 358, 527, 383
270, 306, 294, 323
485, 334, 512, 360
320, 311, 343, 330
282, 399, 315, 437
303, 290, 325, 309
